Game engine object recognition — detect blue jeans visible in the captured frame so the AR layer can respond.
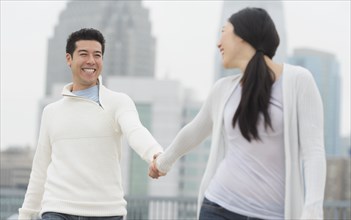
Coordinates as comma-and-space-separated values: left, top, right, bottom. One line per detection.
42, 212, 123, 220
199, 197, 263, 220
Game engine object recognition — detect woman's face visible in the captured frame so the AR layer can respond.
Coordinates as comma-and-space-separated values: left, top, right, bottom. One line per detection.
217, 22, 244, 68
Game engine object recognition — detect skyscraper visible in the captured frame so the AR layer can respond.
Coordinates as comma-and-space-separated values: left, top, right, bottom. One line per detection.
289, 48, 341, 155
215, 1, 287, 79
45, 1, 155, 95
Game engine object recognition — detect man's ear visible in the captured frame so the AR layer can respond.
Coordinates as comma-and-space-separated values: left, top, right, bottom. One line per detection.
66, 53, 72, 67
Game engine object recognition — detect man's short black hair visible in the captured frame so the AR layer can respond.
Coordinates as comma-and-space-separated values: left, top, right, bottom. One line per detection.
66, 28, 105, 56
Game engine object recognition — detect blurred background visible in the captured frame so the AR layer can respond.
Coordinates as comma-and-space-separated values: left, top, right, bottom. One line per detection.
1, 1, 350, 219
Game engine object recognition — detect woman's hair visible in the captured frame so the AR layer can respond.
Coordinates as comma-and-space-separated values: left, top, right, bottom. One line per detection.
229, 7, 280, 142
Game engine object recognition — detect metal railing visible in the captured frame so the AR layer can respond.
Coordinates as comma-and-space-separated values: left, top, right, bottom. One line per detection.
324, 200, 351, 220
1, 194, 350, 219
126, 196, 351, 220
126, 196, 197, 220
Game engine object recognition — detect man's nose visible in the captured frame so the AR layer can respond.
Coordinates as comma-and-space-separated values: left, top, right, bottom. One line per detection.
86, 54, 95, 64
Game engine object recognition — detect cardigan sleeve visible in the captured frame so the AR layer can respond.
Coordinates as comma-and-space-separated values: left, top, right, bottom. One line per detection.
116, 95, 163, 164
297, 72, 326, 219
18, 107, 52, 220
156, 80, 220, 173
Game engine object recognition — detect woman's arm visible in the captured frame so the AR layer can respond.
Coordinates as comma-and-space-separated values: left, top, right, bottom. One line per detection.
297, 72, 326, 219
155, 84, 217, 174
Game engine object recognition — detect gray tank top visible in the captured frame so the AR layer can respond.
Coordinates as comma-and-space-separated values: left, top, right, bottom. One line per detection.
205, 75, 285, 219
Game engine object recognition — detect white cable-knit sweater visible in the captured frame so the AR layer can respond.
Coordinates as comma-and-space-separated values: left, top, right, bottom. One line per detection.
157, 64, 326, 220
19, 81, 163, 219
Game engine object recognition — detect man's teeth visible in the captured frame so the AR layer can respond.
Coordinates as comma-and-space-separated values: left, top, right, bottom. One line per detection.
83, 68, 95, 73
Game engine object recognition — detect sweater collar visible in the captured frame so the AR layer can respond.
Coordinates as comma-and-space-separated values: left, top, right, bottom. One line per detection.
61, 76, 105, 109
62, 75, 103, 97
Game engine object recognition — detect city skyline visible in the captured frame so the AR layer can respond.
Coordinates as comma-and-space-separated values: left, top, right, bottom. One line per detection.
289, 49, 342, 155
1, 1, 350, 150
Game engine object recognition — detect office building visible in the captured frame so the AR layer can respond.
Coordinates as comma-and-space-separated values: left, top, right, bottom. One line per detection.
0, 147, 33, 189
0, 147, 34, 219
289, 48, 341, 155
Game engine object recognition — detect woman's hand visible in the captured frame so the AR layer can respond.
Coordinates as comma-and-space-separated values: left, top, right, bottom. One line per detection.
149, 153, 166, 179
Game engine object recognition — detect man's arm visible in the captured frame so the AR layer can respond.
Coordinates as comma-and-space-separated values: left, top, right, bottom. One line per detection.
116, 95, 163, 163
18, 108, 52, 220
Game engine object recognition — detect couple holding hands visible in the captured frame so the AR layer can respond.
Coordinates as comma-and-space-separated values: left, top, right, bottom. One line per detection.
20, 7, 326, 220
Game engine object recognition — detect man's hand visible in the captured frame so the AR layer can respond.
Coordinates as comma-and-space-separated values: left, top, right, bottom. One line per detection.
149, 153, 166, 179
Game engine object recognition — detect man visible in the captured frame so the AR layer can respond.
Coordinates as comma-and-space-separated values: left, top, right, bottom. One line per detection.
19, 28, 163, 220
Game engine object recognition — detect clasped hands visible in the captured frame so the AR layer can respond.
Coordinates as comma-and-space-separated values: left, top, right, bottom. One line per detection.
149, 152, 166, 179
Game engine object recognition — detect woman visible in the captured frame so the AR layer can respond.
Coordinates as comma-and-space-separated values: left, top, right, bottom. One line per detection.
150, 7, 326, 220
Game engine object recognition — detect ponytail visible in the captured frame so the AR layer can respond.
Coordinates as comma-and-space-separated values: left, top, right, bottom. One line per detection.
229, 7, 280, 142
232, 51, 275, 142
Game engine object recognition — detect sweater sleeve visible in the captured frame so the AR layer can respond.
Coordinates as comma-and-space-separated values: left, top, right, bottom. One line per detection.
116, 95, 163, 164
18, 107, 52, 220
297, 72, 326, 219
156, 83, 216, 173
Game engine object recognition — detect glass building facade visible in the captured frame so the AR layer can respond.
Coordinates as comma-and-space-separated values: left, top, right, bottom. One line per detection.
289, 48, 341, 155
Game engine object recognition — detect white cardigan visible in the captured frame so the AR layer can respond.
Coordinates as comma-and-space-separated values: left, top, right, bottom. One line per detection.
19, 81, 163, 219
157, 63, 326, 219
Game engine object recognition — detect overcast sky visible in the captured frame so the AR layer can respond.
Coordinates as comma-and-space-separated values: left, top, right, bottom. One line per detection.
1, 1, 350, 150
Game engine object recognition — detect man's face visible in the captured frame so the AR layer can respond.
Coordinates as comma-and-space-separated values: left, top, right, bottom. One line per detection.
66, 40, 103, 91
